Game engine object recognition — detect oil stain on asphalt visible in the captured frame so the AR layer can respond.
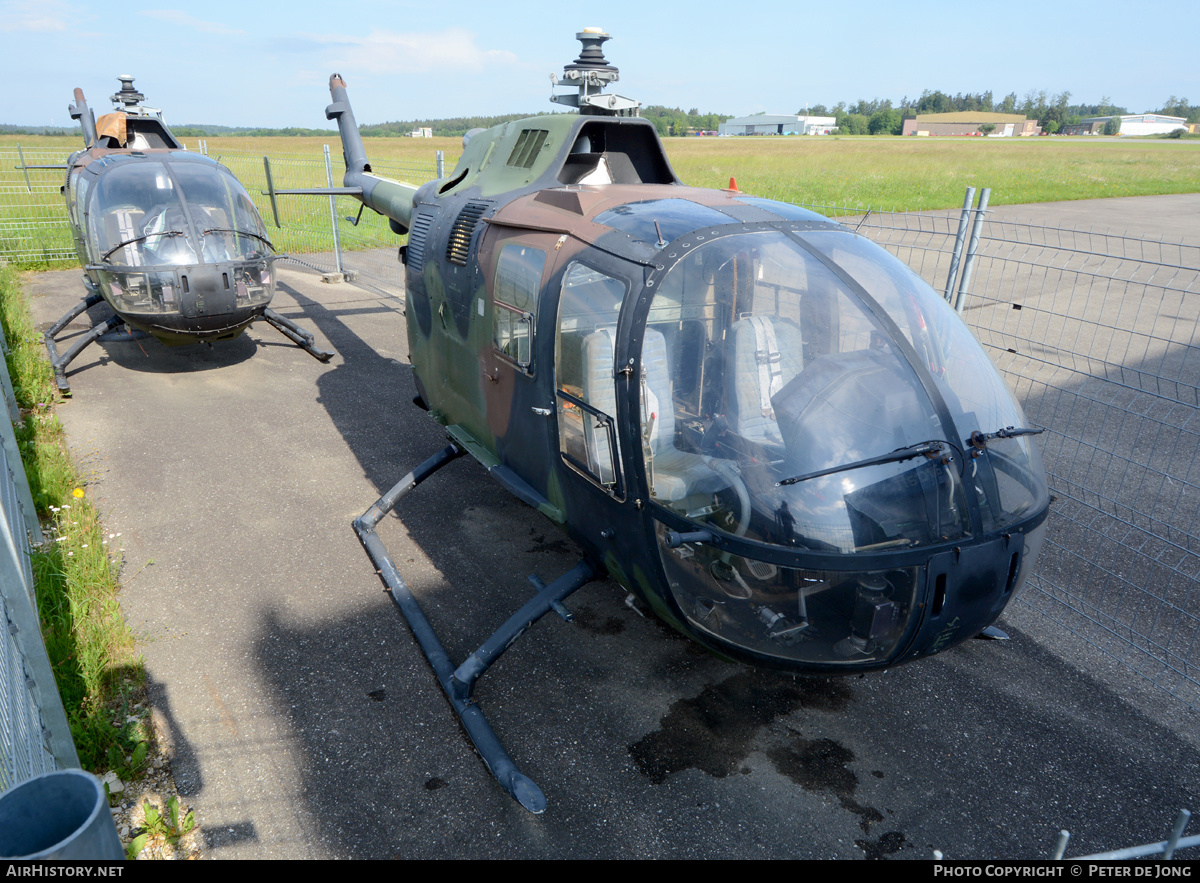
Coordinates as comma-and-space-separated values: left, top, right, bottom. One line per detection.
629, 669, 908, 857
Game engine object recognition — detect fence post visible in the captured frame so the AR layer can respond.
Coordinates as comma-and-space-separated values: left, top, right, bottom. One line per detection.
16, 144, 33, 195
953, 187, 990, 314
324, 144, 344, 277
943, 187, 975, 302
436, 150, 445, 179
262, 157, 282, 229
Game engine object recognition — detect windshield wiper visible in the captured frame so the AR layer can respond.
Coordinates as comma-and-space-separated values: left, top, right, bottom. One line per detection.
202, 228, 276, 250
777, 439, 957, 487
967, 426, 1044, 456
101, 229, 185, 263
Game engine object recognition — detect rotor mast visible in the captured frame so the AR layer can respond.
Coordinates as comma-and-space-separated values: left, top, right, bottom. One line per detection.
550, 28, 641, 116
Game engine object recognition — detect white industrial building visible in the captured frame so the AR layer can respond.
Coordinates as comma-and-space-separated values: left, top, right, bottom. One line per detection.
1068, 114, 1187, 136
719, 114, 838, 136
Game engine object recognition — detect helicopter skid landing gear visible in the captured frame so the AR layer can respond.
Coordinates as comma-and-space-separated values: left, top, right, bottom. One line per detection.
260, 308, 334, 362
43, 292, 125, 396
353, 442, 597, 813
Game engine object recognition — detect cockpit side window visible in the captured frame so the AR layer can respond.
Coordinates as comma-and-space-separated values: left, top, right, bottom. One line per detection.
555, 262, 627, 494
492, 243, 546, 372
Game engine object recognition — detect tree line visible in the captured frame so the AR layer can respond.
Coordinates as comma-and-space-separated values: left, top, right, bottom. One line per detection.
642, 93, 1198, 137
802, 91, 1198, 136
7, 93, 1195, 139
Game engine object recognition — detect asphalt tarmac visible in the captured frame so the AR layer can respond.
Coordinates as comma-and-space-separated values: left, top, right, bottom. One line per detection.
20, 194, 1200, 860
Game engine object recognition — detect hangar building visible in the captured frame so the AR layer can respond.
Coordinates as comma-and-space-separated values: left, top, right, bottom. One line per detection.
1063, 114, 1187, 136
901, 112, 1039, 137
719, 114, 837, 136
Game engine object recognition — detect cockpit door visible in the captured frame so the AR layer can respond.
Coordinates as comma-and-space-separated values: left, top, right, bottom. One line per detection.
553, 261, 630, 500
481, 229, 562, 512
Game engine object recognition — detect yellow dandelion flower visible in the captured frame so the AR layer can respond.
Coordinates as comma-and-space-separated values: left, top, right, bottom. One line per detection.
72, 488, 85, 498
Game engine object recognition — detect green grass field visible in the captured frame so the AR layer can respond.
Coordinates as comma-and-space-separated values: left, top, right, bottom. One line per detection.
662, 135, 1200, 209
3, 132, 1197, 268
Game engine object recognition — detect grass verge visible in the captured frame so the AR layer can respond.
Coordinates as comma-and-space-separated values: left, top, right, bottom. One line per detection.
0, 265, 147, 775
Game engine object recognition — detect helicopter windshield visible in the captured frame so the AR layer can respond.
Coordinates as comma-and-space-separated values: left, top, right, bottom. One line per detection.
639, 228, 1047, 665
84, 158, 276, 317
640, 229, 1046, 551
87, 159, 271, 268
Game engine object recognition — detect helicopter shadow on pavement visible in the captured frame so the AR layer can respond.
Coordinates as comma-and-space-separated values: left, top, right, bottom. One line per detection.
50, 296, 260, 384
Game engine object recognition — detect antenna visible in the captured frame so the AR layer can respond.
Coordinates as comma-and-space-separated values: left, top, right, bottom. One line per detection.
550, 29, 641, 116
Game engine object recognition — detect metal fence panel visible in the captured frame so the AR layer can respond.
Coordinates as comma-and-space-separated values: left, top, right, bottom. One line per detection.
0, 146, 74, 266
837, 204, 1200, 709
1, 322, 78, 793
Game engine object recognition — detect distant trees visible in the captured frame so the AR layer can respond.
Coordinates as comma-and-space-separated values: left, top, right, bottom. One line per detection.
358, 113, 561, 138
1156, 97, 1199, 122
833, 108, 869, 135
642, 106, 728, 136
913, 90, 995, 114
868, 106, 902, 135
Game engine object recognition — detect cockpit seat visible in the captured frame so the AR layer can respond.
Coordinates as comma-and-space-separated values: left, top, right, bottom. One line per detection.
580, 327, 621, 486
726, 315, 804, 446
102, 208, 145, 266
579, 326, 732, 503
639, 329, 730, 503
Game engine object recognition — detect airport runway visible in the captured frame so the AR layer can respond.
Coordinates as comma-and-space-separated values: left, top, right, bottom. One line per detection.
20, 193, 1200, 859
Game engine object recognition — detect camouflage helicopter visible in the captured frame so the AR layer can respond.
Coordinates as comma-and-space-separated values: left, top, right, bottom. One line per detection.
43, 77, 332, 394
314, 30, 1049, 812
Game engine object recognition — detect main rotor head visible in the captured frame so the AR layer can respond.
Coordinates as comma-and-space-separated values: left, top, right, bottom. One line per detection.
550, 29, 641, 116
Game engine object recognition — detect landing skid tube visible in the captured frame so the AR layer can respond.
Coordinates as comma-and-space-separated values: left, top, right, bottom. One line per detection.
353, 442, 597, 813
43, 292, 124, 395
259, 308, 334, 362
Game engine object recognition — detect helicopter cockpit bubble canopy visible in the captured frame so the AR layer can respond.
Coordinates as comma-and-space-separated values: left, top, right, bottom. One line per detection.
75, 153, 276, 319
621, 201, 1048, 668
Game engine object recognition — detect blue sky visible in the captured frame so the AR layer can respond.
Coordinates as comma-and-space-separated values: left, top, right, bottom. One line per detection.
1, 0, 1196, 128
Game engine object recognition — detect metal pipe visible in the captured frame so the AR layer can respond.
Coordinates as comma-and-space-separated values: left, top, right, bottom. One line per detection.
1051, 830, 1070, 860
324, 144, 343, 276
1069, 810, 1198, 860
16, 144, 32, 194
1164, 809, 1192, 860
953, 187, 990, 314
943, 187, 975, 301
263, 157, 281, 229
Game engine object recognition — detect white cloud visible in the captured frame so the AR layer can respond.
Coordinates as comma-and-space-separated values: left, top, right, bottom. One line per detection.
0, 0, 75, 32
140, 9, 245, 36
303, 27, 521, 76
